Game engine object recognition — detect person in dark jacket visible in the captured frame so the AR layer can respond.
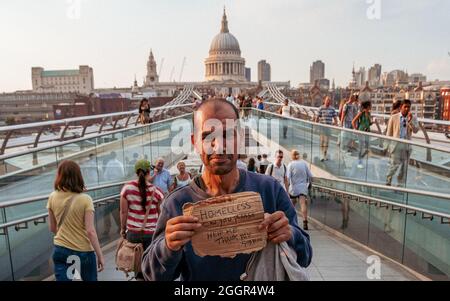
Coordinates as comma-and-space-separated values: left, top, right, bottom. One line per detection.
141, 98, 313, 281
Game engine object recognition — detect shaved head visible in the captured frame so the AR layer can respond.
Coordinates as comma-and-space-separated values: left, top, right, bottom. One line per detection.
194, 98, 239, 129
191, 98, 242, 175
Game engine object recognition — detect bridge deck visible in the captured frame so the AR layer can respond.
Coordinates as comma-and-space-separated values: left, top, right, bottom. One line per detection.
98, 218, 422, 281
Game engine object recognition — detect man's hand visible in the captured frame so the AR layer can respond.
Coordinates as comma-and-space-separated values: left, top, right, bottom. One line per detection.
259, 211, 292, 244
165, 216, 202, 252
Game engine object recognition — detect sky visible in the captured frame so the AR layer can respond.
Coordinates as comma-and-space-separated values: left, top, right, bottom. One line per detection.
0, 0, 449, 92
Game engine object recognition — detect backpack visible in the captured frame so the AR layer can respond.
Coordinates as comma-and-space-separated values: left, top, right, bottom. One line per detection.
268, 164, 287, 177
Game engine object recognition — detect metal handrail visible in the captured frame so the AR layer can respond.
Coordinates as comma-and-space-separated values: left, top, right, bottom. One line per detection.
312, 184, 450, 221
2, 182, 449, 232
263, 87, 450, 127
313, 177, 450, 201
0, 103, 193, 133
372, 113, 450, 127
251, 108, 450, 154
0, 103, 194, 156
0, 181, 127, 209
0, 194, 121, 231
0, 111, 194, 161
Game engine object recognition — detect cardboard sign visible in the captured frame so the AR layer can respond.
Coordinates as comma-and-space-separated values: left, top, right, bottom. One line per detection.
183, 192, 267, 258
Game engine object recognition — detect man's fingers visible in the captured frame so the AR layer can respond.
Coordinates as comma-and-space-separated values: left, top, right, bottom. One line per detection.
169, 238, 191, 251
268, 225, 291, 240
270, 233, 292, 244
268, 217, 289, 233
167, 216, 199, 226
168, 231, 195, 241
259, 212, 284, 230
168, 223, 202, 233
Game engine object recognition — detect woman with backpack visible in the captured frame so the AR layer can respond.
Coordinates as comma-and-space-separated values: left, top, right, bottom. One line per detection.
352, 101, 373, 169
119, 160, 164, 279
47, 160, 104, 281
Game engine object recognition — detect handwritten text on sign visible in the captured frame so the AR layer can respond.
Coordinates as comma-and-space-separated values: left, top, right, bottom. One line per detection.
183, 192, 267, 258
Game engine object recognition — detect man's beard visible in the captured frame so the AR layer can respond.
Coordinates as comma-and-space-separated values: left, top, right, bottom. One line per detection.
205, 153, 235, 175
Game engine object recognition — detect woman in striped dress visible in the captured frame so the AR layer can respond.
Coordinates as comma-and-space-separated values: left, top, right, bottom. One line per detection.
120, 160, 164, 278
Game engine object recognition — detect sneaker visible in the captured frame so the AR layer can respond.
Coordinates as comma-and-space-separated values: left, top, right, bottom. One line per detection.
303, 221, 309, 231
320, 158, 325, 162
357, 163, 364, 169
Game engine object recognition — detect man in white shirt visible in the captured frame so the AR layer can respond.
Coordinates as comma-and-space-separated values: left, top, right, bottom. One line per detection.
103, 151, 125, 182
265, 150, 288, 191
287, 150, 313, 230
102, 151, 124, 236
237, 154, 248, 170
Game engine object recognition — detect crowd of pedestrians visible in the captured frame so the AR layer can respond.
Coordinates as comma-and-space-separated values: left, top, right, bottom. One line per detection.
45, 91, 419, 281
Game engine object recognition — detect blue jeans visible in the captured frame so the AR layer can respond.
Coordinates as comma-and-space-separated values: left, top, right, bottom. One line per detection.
53, 245, 98, 281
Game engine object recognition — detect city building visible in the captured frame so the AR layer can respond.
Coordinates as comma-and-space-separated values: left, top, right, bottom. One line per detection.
31, 66, 94, 94
383, 70, 409, 87
310, 60, 325, 84
354, 82, 440, 120
257, 60, 271, 82
0, 92, 78, 124
368, 64, 382, 87
204, 9, 246, 83
318, 79, 330, 91
3, 9, 291, 125
245, 67, 251, 82
409, 73, 427, 84
354, 67, 366, 88
144, 50, 159, 86
440, 87, 450, 122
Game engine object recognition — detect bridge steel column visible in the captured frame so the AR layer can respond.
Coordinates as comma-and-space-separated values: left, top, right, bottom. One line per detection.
0, 131, 13, 156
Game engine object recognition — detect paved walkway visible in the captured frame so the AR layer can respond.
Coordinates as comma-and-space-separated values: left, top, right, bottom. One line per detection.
99, 220, 421, 281
305, 222, 420, 281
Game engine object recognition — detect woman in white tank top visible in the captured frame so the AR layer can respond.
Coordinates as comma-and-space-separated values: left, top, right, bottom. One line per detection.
282, 104, 291, 117
172, 161, 192, 190
279, 99, 292, 138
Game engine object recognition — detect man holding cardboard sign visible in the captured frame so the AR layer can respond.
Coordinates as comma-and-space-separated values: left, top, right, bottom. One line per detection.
142, 99, 312, 281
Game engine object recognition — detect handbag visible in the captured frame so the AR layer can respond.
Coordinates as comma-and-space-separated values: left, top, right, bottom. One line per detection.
115, 186, 155, 277
56, 194, 77, 236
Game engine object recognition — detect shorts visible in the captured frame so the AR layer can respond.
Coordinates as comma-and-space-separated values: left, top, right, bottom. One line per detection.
290, 194, 308, 199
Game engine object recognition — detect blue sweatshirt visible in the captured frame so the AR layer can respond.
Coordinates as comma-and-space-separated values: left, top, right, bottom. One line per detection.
142, 169, 313, 281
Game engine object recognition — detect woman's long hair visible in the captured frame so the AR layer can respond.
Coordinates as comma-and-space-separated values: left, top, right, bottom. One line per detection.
137, 169, 149, 210
248, 158, 256, 172
139, 98, 148, 112
54, 160, 85, 193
